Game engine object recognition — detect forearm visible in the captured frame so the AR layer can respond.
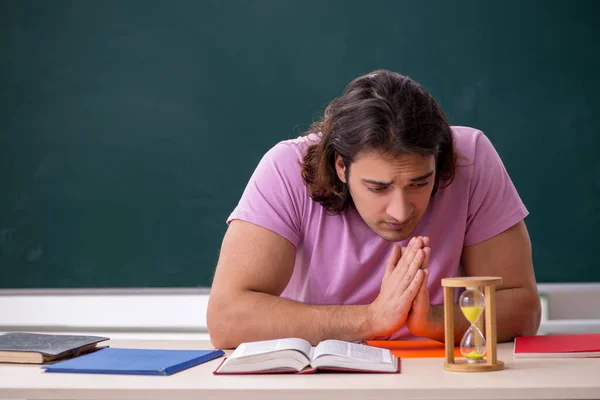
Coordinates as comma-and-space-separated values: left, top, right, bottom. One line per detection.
415, 303, 470, 344
419, 288, 541, 344
494, 287, 541, 341
207, 290, 373, 348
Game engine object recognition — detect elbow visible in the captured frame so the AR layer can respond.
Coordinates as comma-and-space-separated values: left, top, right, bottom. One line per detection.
501, 292, 542, 342
207, 294, 242, 350
520, 294, 542, 337
517, 287, 542, 337
209, 335, 235, 351
208, 327, 233, 350
506, 295, 542, 341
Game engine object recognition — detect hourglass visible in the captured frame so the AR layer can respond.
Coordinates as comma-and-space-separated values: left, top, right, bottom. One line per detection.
441, 277, 504, 372
459, 288, 487, 362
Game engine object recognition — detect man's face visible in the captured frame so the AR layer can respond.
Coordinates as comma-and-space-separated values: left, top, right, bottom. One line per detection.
335, 150, 435, 242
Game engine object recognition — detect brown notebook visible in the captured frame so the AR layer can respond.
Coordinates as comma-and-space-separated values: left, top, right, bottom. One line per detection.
0, 332, 109, 364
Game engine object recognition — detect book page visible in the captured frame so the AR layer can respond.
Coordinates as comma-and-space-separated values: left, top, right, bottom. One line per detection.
229, 338, 312, 359
312, 340, 393, 364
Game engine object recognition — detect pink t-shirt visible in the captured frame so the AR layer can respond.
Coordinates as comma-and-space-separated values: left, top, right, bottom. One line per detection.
227, 126, 528, 339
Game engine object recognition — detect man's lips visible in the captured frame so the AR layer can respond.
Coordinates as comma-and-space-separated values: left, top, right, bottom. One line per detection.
384, 221, 408, 230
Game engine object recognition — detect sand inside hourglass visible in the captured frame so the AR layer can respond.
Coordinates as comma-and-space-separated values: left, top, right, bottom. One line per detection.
460, 306, 483, 324
459, 290, 486, 362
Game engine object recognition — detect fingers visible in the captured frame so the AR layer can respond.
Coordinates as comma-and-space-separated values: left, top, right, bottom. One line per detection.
392, 236, 430, 292
395, 236, 429, 270
412, 267, 430, 314
412, 244, 430, 313
406, 247, 425, 279
402, 269, 424, 301
396, 236, 423, 278
395, 247, 424, 294
414, 236, 430, 248
384, 245, 402, 279
422, 246, 430, 270
394, 236, 424, 277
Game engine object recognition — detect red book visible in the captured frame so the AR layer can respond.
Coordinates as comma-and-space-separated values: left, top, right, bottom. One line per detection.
514, 334, 600, 358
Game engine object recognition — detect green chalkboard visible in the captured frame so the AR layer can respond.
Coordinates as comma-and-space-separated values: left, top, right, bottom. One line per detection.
1, 0, 598, 288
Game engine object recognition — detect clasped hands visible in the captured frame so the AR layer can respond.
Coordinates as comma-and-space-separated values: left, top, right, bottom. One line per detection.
367, 236, 433, 338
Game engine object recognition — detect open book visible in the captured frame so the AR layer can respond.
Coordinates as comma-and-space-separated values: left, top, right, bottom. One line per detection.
213, 338, 399, 374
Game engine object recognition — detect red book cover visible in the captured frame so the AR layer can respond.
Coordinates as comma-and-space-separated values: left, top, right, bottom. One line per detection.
514, 334, 600, 358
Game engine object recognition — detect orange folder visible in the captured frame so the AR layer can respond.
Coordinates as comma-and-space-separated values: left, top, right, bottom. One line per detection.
367, 339, 462, 359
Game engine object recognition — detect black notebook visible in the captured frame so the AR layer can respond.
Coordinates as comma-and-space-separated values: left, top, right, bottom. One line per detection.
0, 332, 109, 364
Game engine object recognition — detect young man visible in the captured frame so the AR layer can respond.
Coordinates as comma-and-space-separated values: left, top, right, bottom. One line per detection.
207, 70, 541, 349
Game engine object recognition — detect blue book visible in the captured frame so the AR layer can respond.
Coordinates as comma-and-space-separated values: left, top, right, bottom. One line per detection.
42, 347, 225, 376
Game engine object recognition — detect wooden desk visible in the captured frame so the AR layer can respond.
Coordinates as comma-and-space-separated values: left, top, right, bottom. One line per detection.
0, 339, 599, 400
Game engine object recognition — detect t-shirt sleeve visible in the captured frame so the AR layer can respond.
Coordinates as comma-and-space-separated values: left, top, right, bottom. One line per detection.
227, 141, 306, 247
464, 132, 529, 246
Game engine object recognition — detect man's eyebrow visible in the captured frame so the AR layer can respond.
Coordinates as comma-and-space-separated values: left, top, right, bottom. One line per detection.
362, 178, 392, 185
409, 171, 435, 182
361, 171, 435, 186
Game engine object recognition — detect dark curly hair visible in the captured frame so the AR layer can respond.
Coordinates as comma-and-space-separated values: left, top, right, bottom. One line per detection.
300, 69, 456, 213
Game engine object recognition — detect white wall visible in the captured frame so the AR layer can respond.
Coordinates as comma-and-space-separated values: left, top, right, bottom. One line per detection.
0, 284, 599, 339
536, 283, 600, 335
0, 288, 211, 340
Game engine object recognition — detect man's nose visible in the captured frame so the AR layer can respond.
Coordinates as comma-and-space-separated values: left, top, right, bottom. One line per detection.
386, 190, 413, 222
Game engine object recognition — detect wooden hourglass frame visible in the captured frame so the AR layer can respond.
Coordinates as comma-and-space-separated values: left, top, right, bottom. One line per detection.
441, 277, 504, 372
